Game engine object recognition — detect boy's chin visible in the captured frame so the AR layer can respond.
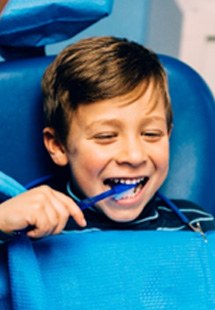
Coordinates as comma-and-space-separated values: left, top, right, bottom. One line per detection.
101, 207, 143, 223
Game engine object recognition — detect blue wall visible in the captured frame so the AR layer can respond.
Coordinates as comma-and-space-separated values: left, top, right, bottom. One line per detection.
46, 0, 151, 55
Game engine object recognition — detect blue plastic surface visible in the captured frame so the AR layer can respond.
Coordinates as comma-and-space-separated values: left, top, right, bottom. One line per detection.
0, 0, 113, 48
1, 230, 215, 309
0, 56, 56, 185
159, 55, 215, 214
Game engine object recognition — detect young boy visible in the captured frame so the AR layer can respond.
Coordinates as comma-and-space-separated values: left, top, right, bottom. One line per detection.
0, 36, 214, 240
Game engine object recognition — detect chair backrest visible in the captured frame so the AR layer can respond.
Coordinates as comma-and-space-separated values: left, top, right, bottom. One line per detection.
0, 55, 215, 213
159, 55, 215, 214
0, 56, 55, 185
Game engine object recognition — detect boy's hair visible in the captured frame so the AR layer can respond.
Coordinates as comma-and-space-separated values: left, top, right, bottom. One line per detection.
42, 36, 172, 144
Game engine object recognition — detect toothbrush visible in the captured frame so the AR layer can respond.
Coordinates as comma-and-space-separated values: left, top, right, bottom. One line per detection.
0, 171, 136, 211
15, 184, 136, 235
78, 183, 137, 210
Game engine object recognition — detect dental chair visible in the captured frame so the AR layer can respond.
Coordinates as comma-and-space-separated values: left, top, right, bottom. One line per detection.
0, 1, 215, 214
1, 1, 215, 309
159, 55, 215, 215
0, 54, 215, 214
1, 50, 215, 310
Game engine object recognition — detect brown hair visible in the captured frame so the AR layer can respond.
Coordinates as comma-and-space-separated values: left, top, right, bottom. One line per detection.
42, 36, 172, 144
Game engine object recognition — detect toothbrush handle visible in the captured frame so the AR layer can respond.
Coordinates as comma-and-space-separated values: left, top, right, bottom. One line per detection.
78, 183, 136, 210
78, 188, 114, 210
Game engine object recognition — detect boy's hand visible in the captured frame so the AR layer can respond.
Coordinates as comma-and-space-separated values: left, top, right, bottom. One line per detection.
0, 185, 87, 238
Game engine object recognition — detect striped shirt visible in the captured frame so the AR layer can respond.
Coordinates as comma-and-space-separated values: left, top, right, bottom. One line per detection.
64, 195, 215, 233
1, 175, 215, 242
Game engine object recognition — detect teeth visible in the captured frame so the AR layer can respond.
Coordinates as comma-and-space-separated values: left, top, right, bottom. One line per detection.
111, 177, 146, 201
111, 177, 145, 185
114, 189, 137, 201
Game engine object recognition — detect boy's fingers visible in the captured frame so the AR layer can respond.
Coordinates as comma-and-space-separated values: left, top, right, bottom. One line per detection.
52, 190, 87, 228
27, 227, 54, 238
0, 185, 87, 238
26, 210, 57, 238
28, 186, 87, 232
26, 192, 86, 238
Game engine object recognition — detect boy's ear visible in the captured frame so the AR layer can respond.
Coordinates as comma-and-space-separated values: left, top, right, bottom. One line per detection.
43, 127, 69, 166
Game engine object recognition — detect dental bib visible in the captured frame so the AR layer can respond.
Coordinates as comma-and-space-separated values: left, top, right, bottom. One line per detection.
1, 230, 215, 309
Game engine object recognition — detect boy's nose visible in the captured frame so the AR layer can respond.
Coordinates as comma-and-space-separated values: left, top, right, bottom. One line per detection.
116, 139, 147, 167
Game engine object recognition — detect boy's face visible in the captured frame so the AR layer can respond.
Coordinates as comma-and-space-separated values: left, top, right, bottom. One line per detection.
62, 82, 170, 222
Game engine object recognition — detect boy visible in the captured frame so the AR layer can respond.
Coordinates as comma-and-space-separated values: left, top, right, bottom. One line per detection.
0, 36, 214, 240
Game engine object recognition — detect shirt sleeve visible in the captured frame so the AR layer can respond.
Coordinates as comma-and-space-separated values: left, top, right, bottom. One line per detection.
0, 194, 13, 243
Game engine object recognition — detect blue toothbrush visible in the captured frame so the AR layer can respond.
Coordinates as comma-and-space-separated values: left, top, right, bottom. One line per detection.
0, 170, 136, 211
78, 183, 137, 210
0, 171, 137, 231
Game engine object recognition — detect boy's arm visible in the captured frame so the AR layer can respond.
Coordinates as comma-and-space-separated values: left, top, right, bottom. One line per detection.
0, 186, 86, 240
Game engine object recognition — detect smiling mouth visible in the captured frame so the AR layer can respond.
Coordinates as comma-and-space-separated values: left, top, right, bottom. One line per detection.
104, 177, 149, 200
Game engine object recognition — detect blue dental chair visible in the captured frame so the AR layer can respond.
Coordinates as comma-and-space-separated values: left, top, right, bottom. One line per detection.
0, 41, 215, 310
0, 0, 214, 214
0, 54, 214, 214
1, 2, 215, 309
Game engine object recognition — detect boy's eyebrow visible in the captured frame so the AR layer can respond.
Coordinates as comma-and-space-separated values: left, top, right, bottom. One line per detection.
141, 116, 166, 123
85, 116, 166, 131
143, 116, 167, 127
85, 119, 122, 131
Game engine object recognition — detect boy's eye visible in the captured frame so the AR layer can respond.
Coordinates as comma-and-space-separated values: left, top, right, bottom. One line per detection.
94, 132, 118, 143
142, 131, 164, 141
